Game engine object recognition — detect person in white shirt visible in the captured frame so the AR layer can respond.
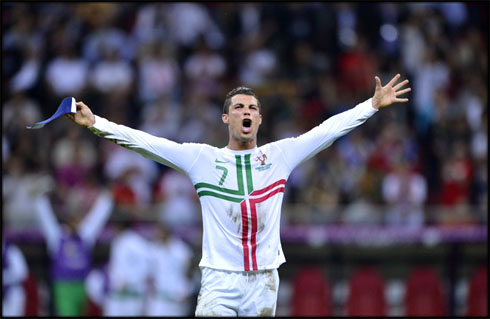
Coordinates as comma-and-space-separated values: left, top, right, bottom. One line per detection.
66, 74, 410, 316
103, 217, 151, 316
2, 239, 28, 317
146, 222, 193, 316
155, 169, 200, 228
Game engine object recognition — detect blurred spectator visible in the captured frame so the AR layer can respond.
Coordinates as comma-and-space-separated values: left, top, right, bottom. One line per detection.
80, 3, 134, 64
438, 141, 473, 207
34, 191, 113, 316
342, 194, 381, 225
146, 222, 193, 316
298, 175, 340, 224
382, 159, 427, 228
132, 4, 169, 45
2, 4, 44, 89
90, 46, 133, 97
110, 167, 140, 212
2, 238, 28, 316
103, 217, 151, 316
103, 144, 159, 207
367, 122, 416, 176
9, 41, 43, 94
3, 155, 54, 229
177, 90, 224, 144
412, 47, 450, 136
236, 3, 262, 42
400, 10, 426, 76
337, 130, 375, 197
3, 91, 42, 139
239, 46, 278, 88
290, 41, 327, 98
154, 169, 200, 228
337, 35, 377, 102
51, 126, 97, 188
183, 41, 227, 99
136, 42, 180, 104
166, 3, 225, 50
45, 42, 88, 98
438, 3, 468, 31
2, 92, 47, 175
334, 3, 358, 51
139, 94, 182, 139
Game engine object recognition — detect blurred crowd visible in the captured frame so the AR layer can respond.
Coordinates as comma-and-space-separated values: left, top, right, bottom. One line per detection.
2, 2, 488, 317
3, 2, 487, 231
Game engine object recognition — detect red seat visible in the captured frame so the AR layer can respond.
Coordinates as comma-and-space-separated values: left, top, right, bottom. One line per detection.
466, 265, 488, 317
23, 272, 39, 316
291, 266, 332, 316
405, 266, 447, 316
346, 267, 386, 316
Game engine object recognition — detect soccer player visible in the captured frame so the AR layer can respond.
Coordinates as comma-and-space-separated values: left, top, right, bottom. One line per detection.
66, 74, 410, 316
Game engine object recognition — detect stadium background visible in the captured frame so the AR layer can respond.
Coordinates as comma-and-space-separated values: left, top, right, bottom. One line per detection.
2, 2, 487, 316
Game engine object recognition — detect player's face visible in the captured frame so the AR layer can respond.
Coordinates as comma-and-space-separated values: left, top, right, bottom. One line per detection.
222, 94, 262, 148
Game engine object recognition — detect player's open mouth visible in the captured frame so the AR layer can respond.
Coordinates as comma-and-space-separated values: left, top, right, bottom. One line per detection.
242, 119, 252, 134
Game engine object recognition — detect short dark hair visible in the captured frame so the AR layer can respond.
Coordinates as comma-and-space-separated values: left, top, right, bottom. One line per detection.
223, 86, 261, 114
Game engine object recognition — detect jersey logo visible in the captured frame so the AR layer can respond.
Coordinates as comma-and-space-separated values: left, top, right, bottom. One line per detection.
255, 153, 272, 171
215, 159, 227, 164
255, 153, 267, 165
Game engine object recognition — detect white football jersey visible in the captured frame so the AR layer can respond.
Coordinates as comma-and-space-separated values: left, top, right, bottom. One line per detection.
90, 98, 377, 271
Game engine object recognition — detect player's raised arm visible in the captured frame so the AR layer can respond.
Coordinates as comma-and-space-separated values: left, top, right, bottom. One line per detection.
65, 100, 203, 175
65, 101, 96, 128
371, 73, 411, 110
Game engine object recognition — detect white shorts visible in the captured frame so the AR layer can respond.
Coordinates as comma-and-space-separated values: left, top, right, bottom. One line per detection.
195, 267, 279, 317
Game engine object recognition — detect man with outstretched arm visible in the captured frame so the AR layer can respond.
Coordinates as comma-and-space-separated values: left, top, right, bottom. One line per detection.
66, 74, 410, 316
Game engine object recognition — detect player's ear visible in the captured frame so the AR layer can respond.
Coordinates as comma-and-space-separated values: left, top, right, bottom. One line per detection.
222, 113, 229, 124
259, 114, 262, 125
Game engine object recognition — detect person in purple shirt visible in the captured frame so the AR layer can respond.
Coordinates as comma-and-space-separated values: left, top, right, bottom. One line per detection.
35, 190, 113, 316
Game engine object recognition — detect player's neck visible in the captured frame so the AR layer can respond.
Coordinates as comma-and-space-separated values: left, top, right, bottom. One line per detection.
226, 138, 257, 151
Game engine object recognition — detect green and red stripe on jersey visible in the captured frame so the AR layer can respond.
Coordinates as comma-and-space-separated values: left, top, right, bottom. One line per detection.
194, 154, 286, 271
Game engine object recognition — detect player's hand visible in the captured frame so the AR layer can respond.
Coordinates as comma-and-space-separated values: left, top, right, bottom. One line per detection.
65, 101, 96, 128
371, 74, 411, 110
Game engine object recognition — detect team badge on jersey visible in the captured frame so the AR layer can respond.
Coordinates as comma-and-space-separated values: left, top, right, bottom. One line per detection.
255, 152, 272, 171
